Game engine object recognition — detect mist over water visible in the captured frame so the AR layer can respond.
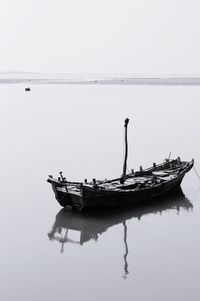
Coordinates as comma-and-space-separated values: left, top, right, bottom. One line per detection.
0, 82, 200, 301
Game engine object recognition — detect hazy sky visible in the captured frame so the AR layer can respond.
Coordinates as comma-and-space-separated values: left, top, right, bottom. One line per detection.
1, 0, 200, 74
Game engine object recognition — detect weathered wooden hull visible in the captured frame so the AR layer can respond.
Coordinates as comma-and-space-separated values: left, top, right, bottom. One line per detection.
48, 159, 193, 210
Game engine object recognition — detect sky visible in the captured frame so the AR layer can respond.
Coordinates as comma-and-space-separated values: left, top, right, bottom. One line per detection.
0, 0, 200, 74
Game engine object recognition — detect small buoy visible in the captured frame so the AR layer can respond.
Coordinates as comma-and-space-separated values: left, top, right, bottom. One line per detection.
25, 87, 31, 91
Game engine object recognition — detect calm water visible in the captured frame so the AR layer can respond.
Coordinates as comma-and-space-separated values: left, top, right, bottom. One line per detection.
0, 84, 200, 301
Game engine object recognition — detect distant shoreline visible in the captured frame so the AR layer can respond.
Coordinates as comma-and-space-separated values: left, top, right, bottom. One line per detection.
1, 77, 200, 85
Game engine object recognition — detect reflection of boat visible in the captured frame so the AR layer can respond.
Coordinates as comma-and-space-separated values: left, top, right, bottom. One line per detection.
48, 190, 192, 278
47, 118, 194, 210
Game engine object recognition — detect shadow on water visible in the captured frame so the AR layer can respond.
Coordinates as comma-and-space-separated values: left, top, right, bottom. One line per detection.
48, 188, 192, 279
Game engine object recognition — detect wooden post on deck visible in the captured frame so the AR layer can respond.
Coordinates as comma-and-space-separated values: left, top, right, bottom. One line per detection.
120, 118, 129, 184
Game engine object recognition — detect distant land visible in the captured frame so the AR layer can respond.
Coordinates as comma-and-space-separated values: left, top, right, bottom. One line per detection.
1, 72, 200, 85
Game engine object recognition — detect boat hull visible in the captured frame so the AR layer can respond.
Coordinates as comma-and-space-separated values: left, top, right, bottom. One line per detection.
48, 159, 193, 210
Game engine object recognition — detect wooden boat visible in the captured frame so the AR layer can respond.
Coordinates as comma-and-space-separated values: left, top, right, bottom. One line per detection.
25, 87, 31, 91
47, 118, 194, 210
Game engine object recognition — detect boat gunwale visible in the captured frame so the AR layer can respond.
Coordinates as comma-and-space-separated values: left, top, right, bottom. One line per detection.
47, 159, 194, 187
48, 159, 194, 191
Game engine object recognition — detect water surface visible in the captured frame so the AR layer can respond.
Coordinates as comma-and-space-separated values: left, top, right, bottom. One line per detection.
0, 83, 200, 301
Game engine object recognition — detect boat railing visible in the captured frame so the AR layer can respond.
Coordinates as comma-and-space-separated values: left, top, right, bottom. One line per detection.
48, 158, 189, 187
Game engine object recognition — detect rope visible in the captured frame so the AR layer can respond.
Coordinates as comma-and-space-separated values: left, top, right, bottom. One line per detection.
193, 166, 200, 181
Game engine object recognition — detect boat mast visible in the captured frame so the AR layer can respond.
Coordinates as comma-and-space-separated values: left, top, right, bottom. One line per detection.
120, 118, 129, 184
